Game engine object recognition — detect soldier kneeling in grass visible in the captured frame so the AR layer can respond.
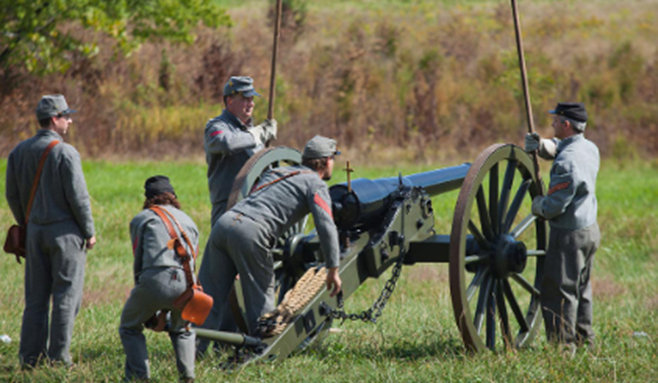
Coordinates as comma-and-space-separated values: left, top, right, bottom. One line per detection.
119, 176, 200, 382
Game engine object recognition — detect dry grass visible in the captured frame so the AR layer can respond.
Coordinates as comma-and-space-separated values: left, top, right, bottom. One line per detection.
1, 1, 658, 164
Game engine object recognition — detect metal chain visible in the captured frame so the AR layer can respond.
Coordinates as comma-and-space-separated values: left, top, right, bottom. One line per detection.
325, 248, 406, 324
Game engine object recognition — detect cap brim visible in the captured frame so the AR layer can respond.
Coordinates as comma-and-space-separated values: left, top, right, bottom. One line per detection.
548, 109, 557, 114
241, 90, 261, 97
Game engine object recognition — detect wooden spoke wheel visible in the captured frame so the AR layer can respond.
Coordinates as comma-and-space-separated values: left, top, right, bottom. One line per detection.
449, 144, 547, 352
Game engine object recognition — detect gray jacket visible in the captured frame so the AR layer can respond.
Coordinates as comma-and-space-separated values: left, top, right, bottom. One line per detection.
5, 129, 95, 238
540, 134, 600, 230
204, 110, 262, 210
232, 165, 341, 268
130, 205, 199, 283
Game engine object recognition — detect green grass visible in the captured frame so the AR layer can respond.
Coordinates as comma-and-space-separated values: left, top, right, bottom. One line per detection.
1, 157, 657, 382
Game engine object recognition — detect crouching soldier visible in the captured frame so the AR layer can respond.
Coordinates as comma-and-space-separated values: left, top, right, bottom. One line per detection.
119, 176, 199, 382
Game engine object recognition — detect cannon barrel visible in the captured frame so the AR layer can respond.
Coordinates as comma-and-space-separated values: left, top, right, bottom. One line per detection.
330, 163, 470, 229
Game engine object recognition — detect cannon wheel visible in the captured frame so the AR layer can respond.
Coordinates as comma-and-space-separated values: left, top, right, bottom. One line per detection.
450, 143, 547, 352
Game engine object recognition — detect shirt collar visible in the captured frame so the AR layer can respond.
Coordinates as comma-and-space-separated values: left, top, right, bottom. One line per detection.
37, 129, 64, 142
221, 109, 252, 130
556, 133, 583, 152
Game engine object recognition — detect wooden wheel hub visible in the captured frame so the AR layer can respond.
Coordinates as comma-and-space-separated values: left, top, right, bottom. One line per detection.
492, 234, 527, 278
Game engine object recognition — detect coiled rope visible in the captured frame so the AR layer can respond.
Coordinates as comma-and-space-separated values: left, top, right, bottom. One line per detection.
258, 267, 327, 337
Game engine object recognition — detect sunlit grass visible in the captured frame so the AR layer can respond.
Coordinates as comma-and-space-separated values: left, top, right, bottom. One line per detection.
1, 157, 656, 381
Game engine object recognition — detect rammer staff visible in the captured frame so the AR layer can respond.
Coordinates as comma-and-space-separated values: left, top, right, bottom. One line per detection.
510, 0, 544, 195
266, 0, 283, 147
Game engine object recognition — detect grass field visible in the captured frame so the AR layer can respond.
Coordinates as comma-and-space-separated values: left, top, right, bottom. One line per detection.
0, 153, 657, 382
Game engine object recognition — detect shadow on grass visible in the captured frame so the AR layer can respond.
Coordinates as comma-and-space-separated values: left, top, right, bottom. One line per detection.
304, 333, 468, 362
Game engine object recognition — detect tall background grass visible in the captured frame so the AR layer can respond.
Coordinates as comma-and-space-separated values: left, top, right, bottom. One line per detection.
1, 0, 657, 164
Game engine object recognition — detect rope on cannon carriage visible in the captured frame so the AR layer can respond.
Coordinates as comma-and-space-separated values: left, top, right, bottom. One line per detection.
258, 245, 407, 337
258, 266, 329, 337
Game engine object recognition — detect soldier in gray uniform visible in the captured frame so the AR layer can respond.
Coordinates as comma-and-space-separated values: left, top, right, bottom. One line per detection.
119, 176, 199, 382
197, 76, 277, 354
198, 135, 343, 337
5, 95, 96, 369
525, 102, 601, 351
203, 76, 278, 226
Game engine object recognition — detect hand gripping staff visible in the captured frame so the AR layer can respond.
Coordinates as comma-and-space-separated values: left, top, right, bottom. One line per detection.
150, 206, 213, 326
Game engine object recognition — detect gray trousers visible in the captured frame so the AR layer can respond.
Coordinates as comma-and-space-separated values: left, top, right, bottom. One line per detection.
196, 243, 239, 355
197, 201, 240, 356
20, 220, 86, 367
198, 211, 275, 339
209, 200, 227, 228
541, 222, 600, 345
119, 267, 195, 381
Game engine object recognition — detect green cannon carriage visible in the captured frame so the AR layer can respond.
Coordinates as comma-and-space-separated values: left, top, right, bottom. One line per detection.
194, 143, 547, 364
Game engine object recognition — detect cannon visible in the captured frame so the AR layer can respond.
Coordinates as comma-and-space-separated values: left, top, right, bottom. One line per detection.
194, 143, 547, 364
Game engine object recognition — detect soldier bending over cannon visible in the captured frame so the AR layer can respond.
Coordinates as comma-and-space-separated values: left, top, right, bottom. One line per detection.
198, 136, 343, 340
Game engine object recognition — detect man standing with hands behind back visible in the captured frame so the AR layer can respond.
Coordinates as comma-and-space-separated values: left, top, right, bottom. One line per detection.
5, 95, 96, 369
525, 102, 600, 355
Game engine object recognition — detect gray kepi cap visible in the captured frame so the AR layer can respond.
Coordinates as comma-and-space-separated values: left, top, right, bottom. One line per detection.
35, 95, 77, 120
223, 76, 261, 98
303, 135, 341, 159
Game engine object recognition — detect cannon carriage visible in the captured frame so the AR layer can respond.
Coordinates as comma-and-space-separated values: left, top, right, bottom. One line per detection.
194, 142, 547, 364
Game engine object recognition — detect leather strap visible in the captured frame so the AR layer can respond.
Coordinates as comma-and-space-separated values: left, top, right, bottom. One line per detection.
25, 140, 60, 224
149, 206, 197, 289
252, 169, 313, 193
160, 207, 197, 260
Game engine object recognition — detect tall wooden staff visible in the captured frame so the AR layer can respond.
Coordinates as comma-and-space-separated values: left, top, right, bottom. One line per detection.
266, 0, 283, 147
510, 0, 543, 195
228, 0, 285, 333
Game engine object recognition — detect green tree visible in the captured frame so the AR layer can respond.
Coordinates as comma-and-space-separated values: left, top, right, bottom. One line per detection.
0, 0, 232, 75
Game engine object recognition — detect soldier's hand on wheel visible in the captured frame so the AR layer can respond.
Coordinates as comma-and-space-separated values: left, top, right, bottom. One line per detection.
326, 267, 342, 297
531, 196, 545, 218
524, 132, 541, 152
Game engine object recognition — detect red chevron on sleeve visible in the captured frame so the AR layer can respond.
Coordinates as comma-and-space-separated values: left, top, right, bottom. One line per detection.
210, 130, 223, 137
314, 192, 333, 219
132, 238, 138, 255
548, 181, 571, 195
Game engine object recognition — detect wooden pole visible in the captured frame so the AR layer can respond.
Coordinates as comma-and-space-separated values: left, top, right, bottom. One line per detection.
510, 0, 543, 195
267, 0, 283, 122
